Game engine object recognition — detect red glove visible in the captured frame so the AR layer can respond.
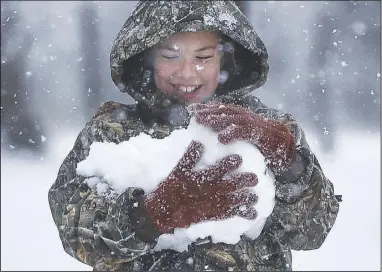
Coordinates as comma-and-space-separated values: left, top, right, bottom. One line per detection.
144, 141, 258, 234
192, 102, 296, 174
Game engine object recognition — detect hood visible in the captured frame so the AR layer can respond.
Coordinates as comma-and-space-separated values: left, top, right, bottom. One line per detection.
110, 0, 269, 108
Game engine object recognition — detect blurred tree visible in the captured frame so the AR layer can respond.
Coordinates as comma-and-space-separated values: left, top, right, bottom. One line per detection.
306, 13, 335, 152
78, 2, 103, 120
307, 0, 380, 151
1, 1, 46, 155
339, 1, 380, 129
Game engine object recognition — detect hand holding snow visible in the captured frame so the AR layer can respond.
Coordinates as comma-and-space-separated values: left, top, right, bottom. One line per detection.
76, 117, 275, 252
143, 140, 259, 239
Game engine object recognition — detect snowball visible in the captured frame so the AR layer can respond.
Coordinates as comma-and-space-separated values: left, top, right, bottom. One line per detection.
77, 117, 276, 252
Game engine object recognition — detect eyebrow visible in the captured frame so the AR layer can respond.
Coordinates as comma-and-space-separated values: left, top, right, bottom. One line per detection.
195, 46, 217, 52
158, 46, 179, 52
158, 45, 216, 52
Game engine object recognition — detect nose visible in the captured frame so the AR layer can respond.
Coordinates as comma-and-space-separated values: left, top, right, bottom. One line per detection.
176, 59, 197, 80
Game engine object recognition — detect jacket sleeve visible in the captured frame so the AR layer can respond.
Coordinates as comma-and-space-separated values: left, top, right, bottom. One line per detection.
48, 118, 161, 270
246, 96, 340, 251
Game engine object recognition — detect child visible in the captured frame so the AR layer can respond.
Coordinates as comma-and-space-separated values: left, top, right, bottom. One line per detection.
48, 1, 340, 271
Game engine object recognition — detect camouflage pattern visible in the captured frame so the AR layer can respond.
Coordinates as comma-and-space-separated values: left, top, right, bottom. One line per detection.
110, 0, 269, 109
48, 1, 340, 271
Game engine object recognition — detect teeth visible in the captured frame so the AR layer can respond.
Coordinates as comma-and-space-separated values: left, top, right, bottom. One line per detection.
178, 85, 199, 93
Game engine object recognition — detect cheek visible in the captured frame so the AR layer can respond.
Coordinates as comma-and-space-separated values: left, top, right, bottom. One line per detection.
153, 63, 175, 91
201, 61, 220, 89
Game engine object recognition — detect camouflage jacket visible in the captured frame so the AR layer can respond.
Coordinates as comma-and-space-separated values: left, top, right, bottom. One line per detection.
48, 1, 340, 271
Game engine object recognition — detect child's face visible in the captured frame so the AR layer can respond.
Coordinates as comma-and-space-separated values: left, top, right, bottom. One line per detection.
151, 31, 221, 104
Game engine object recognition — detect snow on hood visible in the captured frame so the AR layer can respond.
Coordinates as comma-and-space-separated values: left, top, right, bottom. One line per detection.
110, 0, 269, 106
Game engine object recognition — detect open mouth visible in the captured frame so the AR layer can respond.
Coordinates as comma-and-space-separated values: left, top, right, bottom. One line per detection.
174, 85, 202, 94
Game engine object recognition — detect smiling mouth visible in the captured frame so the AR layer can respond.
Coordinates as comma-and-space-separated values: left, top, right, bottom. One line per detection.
174, 85, 202, 94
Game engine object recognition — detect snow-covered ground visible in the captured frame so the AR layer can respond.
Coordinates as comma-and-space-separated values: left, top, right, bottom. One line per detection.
1, 128, 380, 271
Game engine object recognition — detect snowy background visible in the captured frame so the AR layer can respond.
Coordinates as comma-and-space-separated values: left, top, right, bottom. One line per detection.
1, 1, 380, 271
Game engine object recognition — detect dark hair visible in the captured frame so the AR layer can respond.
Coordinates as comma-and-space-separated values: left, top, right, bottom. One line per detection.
215, 34, 240, 95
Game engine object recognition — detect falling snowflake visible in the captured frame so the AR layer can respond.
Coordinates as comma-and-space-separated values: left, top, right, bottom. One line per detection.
219, 71, 229, 84
196, 65, 204, 71
351, 20, 367, 35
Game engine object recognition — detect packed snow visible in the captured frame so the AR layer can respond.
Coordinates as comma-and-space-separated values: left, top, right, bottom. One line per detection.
76, 117, 276, 251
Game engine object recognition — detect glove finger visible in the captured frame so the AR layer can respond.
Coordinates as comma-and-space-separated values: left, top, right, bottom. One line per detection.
207, 114, 249, 127
232, 190, 258, 207
211, 173, 258, 195
176, 141, 204, 174
206, 191, 258, 221
231, 191, 258, 220
194, 113, 234, 132
236, 205, 258, 220
200, 154, 243, 182
217, 124, 250, 145
199, 195, 234, 221
229, 172, 259, 188
194, 104, 247, 119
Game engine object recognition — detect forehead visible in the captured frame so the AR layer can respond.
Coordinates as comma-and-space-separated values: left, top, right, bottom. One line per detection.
160, 31, 220, 47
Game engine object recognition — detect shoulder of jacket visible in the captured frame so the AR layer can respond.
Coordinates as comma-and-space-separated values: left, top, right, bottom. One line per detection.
243, 95, 296, 123
77, 101, 144, 142
241, 95, 267, 110
93, 101, 138, 122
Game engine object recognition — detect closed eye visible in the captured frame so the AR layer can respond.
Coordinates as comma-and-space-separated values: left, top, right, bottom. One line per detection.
161, 55, 179, 60
196, 56, 213, 60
